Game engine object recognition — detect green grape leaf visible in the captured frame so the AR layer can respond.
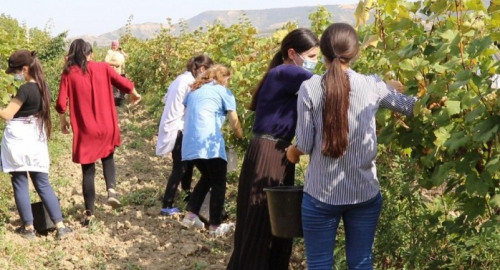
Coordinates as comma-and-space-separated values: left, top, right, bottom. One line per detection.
444, 100, 461, 115
444, 131, 471, 153
472, 116, 500, 142
466, 36, 491, 58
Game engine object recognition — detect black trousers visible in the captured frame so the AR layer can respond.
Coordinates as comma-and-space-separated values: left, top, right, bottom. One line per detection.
81, 152, 115, 215
162, 131, 193, 208
186, 158, 227, 225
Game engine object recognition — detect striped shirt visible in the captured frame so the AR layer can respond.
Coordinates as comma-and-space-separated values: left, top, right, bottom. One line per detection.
295, 69, 416, 205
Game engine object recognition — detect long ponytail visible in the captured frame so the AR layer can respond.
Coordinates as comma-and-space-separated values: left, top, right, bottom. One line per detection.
320, 23, 360, 158
321, 57, 350, 158
27, 53, 52, 139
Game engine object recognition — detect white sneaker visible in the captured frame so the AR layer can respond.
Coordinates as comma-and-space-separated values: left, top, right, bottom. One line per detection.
209, 223, 234, 237
181, 215, 204, 229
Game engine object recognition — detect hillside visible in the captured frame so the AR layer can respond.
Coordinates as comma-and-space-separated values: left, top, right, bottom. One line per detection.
72, 5, 356, 47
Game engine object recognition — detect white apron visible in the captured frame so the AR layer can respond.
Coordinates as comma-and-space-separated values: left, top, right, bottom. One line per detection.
0, 116, 50, 173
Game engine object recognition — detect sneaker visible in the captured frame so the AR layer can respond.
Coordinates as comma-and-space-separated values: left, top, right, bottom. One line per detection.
181, 215, 204, 229
160, 207, 180, 216
208, 223, 234, 237
107, 192, 122, 209
56, 226, 73, 240
14, 226, 36, 240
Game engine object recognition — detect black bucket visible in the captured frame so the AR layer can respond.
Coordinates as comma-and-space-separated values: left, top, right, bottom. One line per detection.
31, 201, 55, 235
264, 185, 303, 238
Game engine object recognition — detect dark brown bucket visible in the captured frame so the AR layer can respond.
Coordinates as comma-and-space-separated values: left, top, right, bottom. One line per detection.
263, 185, 303, 238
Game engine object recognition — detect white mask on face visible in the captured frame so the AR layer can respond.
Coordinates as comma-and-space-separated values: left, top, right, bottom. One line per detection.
14, 72, 25, 82
298, 54, 318, 73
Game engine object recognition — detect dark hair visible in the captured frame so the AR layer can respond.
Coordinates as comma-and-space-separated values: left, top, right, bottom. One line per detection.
187, 55, 214, 77
11, 51, 52, 138
320, 23, 359, 158
249, 28, 319, 110
86, 42, 93, 54
64, 39, 92, 74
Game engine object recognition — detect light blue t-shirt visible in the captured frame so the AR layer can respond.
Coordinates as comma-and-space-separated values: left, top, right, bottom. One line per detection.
181, 82, 236, 161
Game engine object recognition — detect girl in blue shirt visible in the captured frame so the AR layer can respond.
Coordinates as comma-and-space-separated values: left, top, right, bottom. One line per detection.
181, 65, 243, 237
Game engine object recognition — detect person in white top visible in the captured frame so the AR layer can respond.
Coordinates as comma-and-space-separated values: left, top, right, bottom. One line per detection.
156, 55, 214, 216
105, 40, 128, 106
105, 40, 126, 75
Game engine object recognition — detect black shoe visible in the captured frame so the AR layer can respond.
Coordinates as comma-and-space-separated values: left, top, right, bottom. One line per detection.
81, 216, 95, 227
221, 209, 229, 221
56, 226, 73, 240
15, 226, 36, 240
81, 211, 94, 227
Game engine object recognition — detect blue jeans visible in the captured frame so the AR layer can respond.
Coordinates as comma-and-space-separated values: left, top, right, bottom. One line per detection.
302, 192, 382, 270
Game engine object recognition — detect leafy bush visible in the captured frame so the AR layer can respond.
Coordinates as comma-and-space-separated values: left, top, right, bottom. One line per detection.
1, 2, 500, 268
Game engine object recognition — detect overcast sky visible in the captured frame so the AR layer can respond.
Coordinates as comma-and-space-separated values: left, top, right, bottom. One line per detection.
1, 0, 358, 37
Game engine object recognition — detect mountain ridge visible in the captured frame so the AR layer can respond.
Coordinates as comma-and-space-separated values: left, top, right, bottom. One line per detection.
72, 5, 357, 47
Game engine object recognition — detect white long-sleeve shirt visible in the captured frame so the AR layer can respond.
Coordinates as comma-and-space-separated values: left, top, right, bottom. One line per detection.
156, 71, 195, 156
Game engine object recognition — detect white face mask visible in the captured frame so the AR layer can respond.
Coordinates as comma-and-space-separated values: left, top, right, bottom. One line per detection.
14, 72, 25, 82
298, 54, 318, 73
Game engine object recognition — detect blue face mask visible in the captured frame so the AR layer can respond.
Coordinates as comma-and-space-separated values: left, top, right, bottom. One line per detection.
298, 54, 317, 73
14, 72, 25, 82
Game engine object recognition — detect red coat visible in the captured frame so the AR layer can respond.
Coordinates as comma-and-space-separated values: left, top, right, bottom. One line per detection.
56, 61, 134, 164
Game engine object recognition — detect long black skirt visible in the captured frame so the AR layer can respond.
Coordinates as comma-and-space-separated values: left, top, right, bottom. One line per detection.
227, 136, 295, 270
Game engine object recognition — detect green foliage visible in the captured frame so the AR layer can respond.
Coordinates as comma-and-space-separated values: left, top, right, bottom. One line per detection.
309, 5, 334, 37
352, 0, 500, 268
1, 1, 500, 268
0, 14, 29, 104
120, 2, 500, 267
123, 14, 302, 152
0, 14, 67, 102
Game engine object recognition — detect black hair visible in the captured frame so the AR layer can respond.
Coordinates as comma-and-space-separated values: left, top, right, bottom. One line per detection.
64, 39, 92, 74
249, 28, 319, 110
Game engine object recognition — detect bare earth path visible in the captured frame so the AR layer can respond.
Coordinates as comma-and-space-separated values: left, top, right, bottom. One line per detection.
0, 105, 306, 270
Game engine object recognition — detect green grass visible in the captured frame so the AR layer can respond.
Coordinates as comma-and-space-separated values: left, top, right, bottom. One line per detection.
123, 263, 142, 270
121, 188, 160, 207
194, 261, 209, 270
0, 231, 31, 268
123, 122, 157, 140
129, 160, 151, 173
86, 219, 105, 235
128, 139, 145, 149
49, 175, 72, 188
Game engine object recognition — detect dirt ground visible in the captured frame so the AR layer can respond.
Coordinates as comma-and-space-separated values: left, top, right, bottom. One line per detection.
0, 105, 307, 270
